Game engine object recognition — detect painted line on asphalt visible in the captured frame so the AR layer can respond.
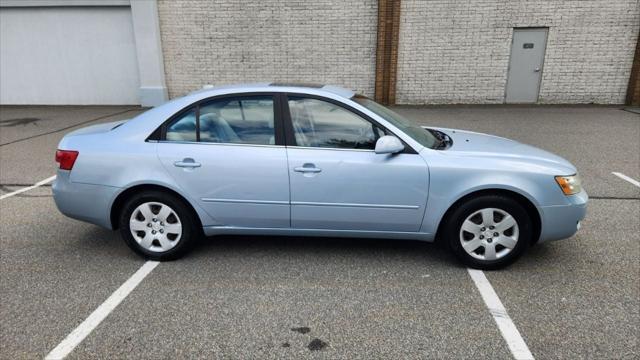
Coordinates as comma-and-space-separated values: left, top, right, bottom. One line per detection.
612, 172, 640, 188
0, 175, 56, 200
45, 261, 160, 360
467, 269, 534, 360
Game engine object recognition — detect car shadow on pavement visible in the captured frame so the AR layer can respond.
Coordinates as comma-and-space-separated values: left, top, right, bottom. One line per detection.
77, 226, 571, 271
71, 225, 461, 268
191, 235, 463, 269
75, 226, 142, 261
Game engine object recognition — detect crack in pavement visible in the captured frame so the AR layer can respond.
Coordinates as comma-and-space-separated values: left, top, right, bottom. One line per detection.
0, 107, 140, 147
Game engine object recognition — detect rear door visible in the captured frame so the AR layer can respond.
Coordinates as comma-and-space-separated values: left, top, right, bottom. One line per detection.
284, 95, 429, 232
156, 93, 290, 228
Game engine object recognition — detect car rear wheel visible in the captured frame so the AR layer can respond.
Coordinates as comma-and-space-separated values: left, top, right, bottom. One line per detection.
443, 195, 532, 270
119, 191, 198, 261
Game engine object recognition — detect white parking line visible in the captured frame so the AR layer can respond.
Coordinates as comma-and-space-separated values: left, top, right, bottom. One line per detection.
612, 172, 640, 188
0, 175, 56, 200
467, 269, 534, 360
45, 261, 159, 360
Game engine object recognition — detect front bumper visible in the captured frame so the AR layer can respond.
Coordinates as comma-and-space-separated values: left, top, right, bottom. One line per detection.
52, 170, 120, 229
537, 190, 588, 243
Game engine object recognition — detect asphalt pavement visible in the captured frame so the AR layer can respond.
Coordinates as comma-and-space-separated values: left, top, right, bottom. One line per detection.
0, 104, 638, 359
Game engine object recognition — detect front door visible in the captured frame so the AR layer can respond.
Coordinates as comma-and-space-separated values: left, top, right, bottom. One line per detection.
505, 28, 548, 103
156, 94, 290, 228
284, 95, 429, 232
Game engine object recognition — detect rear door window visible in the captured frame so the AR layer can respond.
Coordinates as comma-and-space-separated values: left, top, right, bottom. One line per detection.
163, 95, 275, 145
200, 96, 274, 145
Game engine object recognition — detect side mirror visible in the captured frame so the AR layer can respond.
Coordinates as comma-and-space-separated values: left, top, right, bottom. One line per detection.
375, 135, 404, 154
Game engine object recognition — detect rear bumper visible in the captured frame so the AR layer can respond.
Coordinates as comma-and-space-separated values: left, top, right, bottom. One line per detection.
537, 190, 588, 243
52, 170, 120, 229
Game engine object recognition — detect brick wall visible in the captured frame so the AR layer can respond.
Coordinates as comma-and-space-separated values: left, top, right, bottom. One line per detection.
157, 0, 377, 98
397, 0, 640, 104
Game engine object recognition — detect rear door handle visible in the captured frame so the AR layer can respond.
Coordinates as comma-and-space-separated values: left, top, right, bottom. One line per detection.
294, 163, 322, 173
174, 158, 201, 168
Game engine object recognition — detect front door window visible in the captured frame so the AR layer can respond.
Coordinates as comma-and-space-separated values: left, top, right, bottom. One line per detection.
287, 97, 383, 149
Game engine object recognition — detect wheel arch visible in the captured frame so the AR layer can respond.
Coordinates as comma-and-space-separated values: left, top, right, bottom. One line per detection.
435, 188, 542, 244
110, 184, 204, 231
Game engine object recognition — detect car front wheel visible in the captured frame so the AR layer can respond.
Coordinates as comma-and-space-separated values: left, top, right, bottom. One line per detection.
444, 194, 532, 270
119, 191, 198, 261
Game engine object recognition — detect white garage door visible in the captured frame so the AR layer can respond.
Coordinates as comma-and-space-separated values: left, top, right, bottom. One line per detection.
0, 6, 140, 105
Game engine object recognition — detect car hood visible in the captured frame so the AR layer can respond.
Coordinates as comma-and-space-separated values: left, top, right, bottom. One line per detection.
425, 127, 576, 175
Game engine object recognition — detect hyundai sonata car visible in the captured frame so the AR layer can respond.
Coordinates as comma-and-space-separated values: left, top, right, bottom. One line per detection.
53, 83, 587, 269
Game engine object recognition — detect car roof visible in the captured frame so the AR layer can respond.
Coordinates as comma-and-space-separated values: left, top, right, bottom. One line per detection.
120, 81, 424, 152
191, 82, 356, 100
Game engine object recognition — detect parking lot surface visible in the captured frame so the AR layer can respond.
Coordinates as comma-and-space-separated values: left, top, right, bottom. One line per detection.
1, 104, 638, 359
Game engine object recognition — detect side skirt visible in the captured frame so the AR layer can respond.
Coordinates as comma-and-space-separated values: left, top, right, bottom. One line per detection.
202, 226, 435, 242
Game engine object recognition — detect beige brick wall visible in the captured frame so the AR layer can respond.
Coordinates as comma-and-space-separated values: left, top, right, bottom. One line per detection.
157, 0, 377, 99
397, 0, 640, 104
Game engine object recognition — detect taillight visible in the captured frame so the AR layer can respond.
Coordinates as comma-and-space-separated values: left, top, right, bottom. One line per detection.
55, 150, 79, 170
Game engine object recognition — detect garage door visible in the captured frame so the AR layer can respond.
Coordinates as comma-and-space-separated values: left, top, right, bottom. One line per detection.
0, 6, 140, 105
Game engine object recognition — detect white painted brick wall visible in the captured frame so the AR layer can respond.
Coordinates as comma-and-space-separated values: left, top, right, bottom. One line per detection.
157, 0, 377, 99
397, 0, 640, 104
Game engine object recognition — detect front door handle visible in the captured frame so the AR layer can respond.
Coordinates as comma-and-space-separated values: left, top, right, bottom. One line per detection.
294, 163, 322, 173
174, 158, 201, 168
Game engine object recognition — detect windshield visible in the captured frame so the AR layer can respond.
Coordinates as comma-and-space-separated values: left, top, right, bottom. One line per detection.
352, 96, 438, 149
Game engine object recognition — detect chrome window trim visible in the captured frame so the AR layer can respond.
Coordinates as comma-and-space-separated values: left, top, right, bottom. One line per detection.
156, 140, 284, 149
285, 145, 375, 153
156, 141, 418, 154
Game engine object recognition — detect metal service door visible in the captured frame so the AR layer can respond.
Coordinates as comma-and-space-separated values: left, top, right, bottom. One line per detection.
505, 28, 548, 103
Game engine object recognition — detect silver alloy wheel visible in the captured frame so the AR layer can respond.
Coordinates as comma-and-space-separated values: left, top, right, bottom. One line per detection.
459, 208, 519, 261
129, 202, 182, 252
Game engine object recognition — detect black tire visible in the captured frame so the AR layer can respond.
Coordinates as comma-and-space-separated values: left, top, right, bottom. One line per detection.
119, 190, 199, 261
443, 194, 532, 270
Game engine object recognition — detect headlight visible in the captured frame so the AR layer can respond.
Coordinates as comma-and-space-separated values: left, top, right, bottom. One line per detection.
555, 174, 582, 195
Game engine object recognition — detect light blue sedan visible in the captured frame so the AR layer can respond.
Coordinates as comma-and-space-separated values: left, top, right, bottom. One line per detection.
53, 83, 587, 269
